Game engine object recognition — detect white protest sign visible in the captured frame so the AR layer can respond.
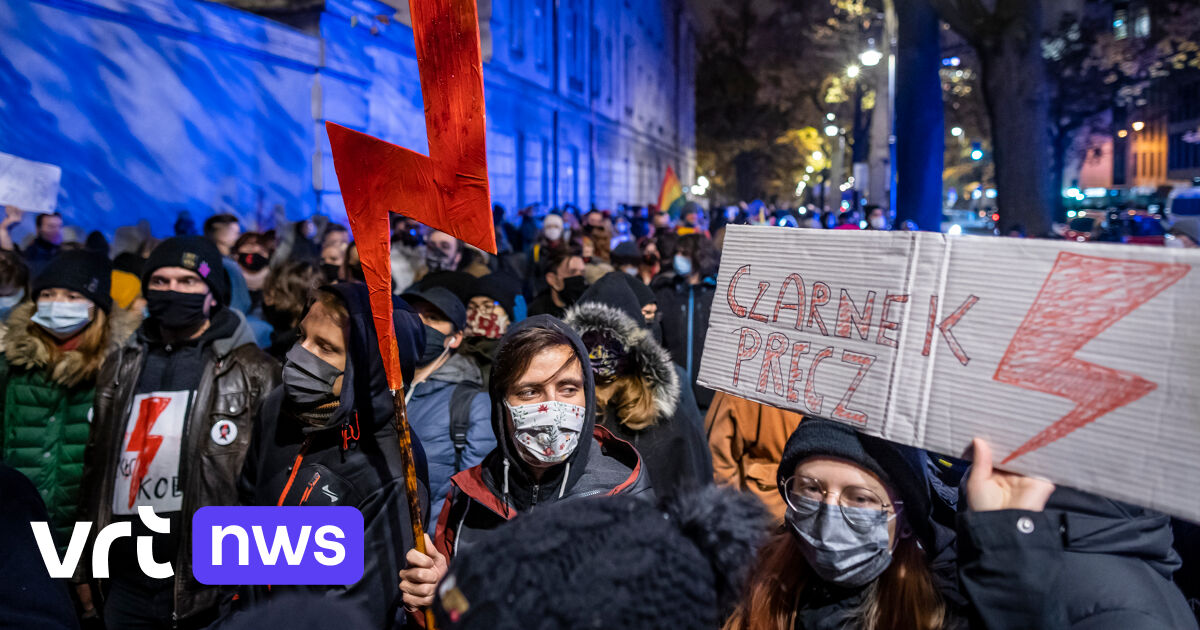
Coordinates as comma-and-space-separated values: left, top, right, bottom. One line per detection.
698, 225, 1200, 521
0, 152, 61, 214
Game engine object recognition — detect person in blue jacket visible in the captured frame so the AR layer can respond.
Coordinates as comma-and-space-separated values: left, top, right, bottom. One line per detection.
403, 286, 496, 526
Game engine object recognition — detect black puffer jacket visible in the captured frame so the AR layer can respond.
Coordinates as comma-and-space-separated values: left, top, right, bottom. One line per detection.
565, 272, 712, 499
958, 486, 1196, 629
434, 315, 653, 559
231, 283, 429, 629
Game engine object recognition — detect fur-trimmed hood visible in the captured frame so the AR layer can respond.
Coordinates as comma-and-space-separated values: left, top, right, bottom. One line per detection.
2, 301, 142, 388
564, 300, 681, 426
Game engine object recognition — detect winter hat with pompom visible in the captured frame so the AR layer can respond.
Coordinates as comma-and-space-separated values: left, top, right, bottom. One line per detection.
433, 485, 769, 629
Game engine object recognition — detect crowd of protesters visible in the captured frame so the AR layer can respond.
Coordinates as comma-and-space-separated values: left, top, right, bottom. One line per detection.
0, 199, 1197, 630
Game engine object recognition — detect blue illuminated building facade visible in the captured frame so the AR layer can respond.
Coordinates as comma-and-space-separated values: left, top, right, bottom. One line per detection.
0, 0, 696, 235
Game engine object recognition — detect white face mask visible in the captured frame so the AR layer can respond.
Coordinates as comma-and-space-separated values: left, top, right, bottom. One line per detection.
0, 288, 24, 320
32, 300, 93, 339
543, 226, 563, 241
505, 400, 586, 464
869, 216, 887, 230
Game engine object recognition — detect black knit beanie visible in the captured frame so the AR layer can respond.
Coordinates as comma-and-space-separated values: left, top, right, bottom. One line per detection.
141, 236, 230, 306
434, 485, 769, 629
32, 250, 113, 313
778, 418, 935, 553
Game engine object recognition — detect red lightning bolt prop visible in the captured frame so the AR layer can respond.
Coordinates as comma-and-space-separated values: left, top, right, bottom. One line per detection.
125, 396, 171, 509
326, 4, 495, 626
995, 252, 1189, 464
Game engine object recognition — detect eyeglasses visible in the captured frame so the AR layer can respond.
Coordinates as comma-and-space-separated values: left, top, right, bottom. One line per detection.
782, 475, 901, 530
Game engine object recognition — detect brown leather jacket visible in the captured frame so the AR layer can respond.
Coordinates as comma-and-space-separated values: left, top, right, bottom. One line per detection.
705, 391, 803, 523
78, 310, 280, 620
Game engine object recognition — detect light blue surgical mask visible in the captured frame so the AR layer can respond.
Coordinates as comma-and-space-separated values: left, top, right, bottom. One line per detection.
672, 254, 693, 277
0, 289, 24, 321
31, 300, 93, 339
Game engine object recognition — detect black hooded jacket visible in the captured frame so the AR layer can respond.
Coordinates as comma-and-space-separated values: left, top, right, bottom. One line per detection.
565, 272, 712, 499
434, 315, 653, 559
231, 283, 430, 629
958, 486, 1196, 630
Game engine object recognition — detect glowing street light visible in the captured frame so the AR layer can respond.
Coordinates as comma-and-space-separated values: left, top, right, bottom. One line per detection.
970, 149, 983, 161
950, 126, 963, 137
859, 45, 882, 67
1131, 121, 1145, 131
1117, 129, 1129, 138
824, 124, 839, 137
805, 165, 815, 173
812, 151, 824, 161
846, 64, 860, 78
697, 175, 710, 188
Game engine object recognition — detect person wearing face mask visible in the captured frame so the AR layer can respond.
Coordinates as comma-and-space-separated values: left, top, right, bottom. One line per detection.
564, 272, 710, 499
654, 233, 719, 412
865, 206, 890, 231
457, 273, 520, 392
398, 316, 653, 613
423, 230, 463, 276
0, 251, 138, 560
78, 237, 280, 629
228, 283, 429, 629
528, 249, 587, 319
0, 250, 30, 348
401, 287, 496, 527
530, 213, 567, 267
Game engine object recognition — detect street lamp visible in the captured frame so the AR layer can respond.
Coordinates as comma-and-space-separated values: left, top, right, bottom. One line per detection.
1131, 121, 1145, 131
812, 150, 824, 161
1117, 129, 1129, 138
846, 64, 860, 78
859, 39, 882, 67
824, 124, 840, 137
826, 112, 836, 121
950, 126, 963, 137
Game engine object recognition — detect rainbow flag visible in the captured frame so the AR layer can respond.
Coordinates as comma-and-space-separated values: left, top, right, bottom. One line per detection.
657, 166, 686, 219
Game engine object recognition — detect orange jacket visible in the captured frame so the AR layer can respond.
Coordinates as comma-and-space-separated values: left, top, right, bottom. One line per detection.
704, 391, 803, 523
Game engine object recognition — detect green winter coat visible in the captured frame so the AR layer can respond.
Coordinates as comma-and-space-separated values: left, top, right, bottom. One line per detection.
0, 301, 139, 549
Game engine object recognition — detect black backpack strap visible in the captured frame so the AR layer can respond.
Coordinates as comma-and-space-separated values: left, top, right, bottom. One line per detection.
449, 382, 484, 473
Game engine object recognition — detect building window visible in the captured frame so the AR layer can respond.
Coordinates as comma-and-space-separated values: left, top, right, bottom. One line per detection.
590, 26, 601, 101
1113, 9, 1128, 40
510, 0, 525, 59
566, 0, 584, 93
1134, 7, 1150, 38
534, 0, 549, 70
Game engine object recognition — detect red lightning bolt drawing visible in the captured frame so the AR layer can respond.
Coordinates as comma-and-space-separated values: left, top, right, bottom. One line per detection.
994, 252, 1189, 464
125, 396, 171, 509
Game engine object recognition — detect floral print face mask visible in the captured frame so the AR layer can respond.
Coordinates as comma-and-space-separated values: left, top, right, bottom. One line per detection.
505, 400, 586, 464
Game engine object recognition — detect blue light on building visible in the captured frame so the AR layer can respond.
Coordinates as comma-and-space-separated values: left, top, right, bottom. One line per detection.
0, 0, 697, 235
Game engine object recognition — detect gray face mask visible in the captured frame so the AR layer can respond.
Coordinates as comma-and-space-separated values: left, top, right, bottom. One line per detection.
786, 497, 893, 588
283, 344, 343, 409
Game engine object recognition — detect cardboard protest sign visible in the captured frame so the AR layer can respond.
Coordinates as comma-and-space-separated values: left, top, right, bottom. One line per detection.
0, 152, 61, 214
698, 225, 1200, 521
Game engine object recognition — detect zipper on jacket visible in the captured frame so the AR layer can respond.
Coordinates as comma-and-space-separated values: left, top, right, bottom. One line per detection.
530, 483, 540, 508
277, 437, 313, 506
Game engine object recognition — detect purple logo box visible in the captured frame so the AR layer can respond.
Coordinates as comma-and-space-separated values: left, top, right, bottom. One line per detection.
192, 506, 363, 585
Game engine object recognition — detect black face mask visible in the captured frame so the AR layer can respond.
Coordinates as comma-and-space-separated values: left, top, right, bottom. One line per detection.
146, 290, 208, 331
239, 253, 269, 273
418, 325, 449, 366
283, 344, 343, 409
558, 275, 588, 306
320, 263, 341, 284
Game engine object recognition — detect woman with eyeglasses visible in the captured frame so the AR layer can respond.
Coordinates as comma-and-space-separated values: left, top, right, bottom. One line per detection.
723, 417, 964, 630
725, 417, 1196, 630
